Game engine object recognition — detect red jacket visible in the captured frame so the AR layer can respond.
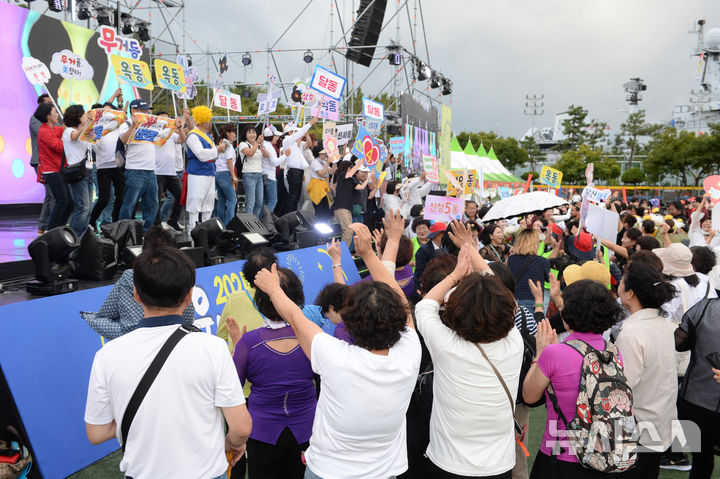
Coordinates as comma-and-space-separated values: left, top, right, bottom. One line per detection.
37, 123, 64, 179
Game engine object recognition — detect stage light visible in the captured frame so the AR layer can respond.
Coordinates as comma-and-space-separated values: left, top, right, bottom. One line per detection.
100, 219, 143, 267
77, 1, 91, 20
303, 50, 314, 63
136, 22, 151, 42
388, 51, 402, 66
70, 228, 117, 281
47, 0, 63, 12
120, 13, 133, 34
241, 232, 270, 247
242, 52, 252, 66
26, 227, 79, 295
441, 77, 453, 95
430, 72, 442, 89
415, 60, 431, 81
95, 7, 114, 26
314, 223, 333, 235
191, 218, 235, 265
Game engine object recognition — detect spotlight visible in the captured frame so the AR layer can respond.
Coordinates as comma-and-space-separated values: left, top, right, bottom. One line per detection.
95, 7, 114, 26
47, 0, 63, 12
77, 1, 91, 20
100, 219, 144, 267
26, 226, 79, 295
303, 50, 314, 63
121, 13, 133, 35
441, 77, 453, 95
415, 59, 431, 81
430, 72, 442, 89
242, 52, 252, 66
191, 218, 235, 265
70, 227, 117, 281
136, 22, 151, 42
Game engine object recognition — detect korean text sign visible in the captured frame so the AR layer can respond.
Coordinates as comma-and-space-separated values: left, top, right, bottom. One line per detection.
389, 136, 405, 155
50, 50, 93, 80
79, 109, 126, 144
154, 59, 186, 93
214, 89, 242, 112
96, 25, 142, 58
336, 124, 353, 146
423, 154, 440, 183
110, 54, 153, 90
362, 97, 384, 121
582, 186, 611, 204
312, 97, 339, 121
424, 195, 464, 223
21, 57, 51, 85
351, 126, 387, 168
446, 169, 477, 196
309, 65, 346, 101
128, 113, 176, 146
539, 165, 563, 189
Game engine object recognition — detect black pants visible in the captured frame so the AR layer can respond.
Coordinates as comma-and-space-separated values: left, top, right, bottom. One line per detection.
44, 172, 73, 230
246, 426, 308, 479
90, 167, 125, 226
678, 397, 720, 478
155, 174, 182, 223
617, 451, 661, 478
313, 196, 331, 222
275, 168, 288, 216
427, 461, 512, 479
285, 168, 304, 215
530, 452, 608, 479
399, 395, 433, 479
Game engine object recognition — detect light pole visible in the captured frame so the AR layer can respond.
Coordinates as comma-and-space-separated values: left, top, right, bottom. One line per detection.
524, 94, 544, 139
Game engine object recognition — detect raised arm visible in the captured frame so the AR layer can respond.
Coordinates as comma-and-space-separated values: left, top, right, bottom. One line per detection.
326, 238, 345, 285
254, 264, 323, 359
447, 220, 490, 273
600, 238, 630, 259
424, 243, 473, 304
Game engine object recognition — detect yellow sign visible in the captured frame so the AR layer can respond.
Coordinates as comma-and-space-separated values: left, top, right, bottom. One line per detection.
446, 169, 477, 196
110, 54, 153, 91
153, 58, 186, 93
439, 105, 452, 183
539, 165, 563, 188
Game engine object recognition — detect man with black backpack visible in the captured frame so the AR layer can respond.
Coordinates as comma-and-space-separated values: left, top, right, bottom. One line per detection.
84, 247, 251, 478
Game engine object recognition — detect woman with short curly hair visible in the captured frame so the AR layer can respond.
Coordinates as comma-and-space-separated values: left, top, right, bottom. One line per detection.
253, 211, 420, 478
415, 244, 523, 478
523, 280, 626, 478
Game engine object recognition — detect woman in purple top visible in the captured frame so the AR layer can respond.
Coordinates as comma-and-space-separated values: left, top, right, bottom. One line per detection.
359, 232, 415, 298
315, 282, 355, 345
231, 267, 316, 479
523, 280, 626, 479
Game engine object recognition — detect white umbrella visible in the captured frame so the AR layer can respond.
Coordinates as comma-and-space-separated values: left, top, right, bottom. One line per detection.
481, 191, 568, 222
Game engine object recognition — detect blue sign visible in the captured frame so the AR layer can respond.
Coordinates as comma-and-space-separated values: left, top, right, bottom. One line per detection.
0, 245, 359, 478
308, 65, 346, 101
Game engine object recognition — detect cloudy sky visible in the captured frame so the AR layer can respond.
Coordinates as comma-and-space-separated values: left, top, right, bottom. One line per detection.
145, 0, 720, 138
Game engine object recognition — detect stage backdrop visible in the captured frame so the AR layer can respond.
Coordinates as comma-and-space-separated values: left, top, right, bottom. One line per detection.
0, 245, 360, 478
0, 2, 150, 205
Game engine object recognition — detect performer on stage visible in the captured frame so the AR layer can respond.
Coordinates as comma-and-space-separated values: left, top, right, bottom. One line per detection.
186, 106, 226, 231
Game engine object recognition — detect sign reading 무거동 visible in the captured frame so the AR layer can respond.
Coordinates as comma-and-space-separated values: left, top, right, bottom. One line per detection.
309, 65, 346, 101
424, 195, 464, 222
50, 50, 94, 80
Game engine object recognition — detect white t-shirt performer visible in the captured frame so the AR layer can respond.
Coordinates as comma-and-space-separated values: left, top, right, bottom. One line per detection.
84, 247, 251, 479
185, 106, 227, 231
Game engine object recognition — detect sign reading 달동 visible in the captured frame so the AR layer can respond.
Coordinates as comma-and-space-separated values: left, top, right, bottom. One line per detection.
309, 65, 346, 101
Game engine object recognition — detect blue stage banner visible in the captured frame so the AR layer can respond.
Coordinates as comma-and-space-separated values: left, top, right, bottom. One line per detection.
0, 245, 359, 479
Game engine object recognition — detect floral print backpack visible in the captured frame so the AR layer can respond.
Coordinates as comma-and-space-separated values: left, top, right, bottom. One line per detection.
547, 339, 639, 473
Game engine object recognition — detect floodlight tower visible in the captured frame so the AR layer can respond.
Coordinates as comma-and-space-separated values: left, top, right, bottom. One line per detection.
524, 94, 544, 139
623, 77, 647, 114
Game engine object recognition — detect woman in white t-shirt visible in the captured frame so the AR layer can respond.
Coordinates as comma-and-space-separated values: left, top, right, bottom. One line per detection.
214, 124, 238, 226
238, 125, 267, 218
415, 239, 523, 478
254, 212, 421, 479
61, 104, 93, 237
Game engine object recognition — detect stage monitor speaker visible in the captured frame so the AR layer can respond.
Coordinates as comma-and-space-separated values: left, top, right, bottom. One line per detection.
345, 0, 388, 67
70, 227, 117, 281
180, 246, 205, 269
226, 214, 270, 237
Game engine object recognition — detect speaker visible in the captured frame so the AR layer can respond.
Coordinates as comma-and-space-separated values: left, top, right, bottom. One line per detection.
226, 214, 269, 237
345, 0, 388, 67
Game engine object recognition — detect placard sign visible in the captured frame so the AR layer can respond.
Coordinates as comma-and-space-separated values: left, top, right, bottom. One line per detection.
351, 126, 387, 167
336, 123, 353, 146
323, 134, 340, 163
110, 54, 153, 90
21, 56, 51, 85
703, 175, 720, 205
312, 97, 339, 121
446, 169, 477, 196
214, 89, 242, 112
309, 65, 346, 101
128, 113, 176, 146
389, 136, 405, 155
97, 25, 142, 58
585, 203, 620, 244
498, 186, 512, 199
362, 97, 384, 121
539, 165, 563, 189
153, 59, 186, 93
50, 50, 93, 80
423, 154, 440, 183
424, 195, 464, 222
582, 186, 611, 204
79, 109, 126, 144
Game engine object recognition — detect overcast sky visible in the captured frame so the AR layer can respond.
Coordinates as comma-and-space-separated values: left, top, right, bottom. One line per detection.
150, 0, 720, 138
